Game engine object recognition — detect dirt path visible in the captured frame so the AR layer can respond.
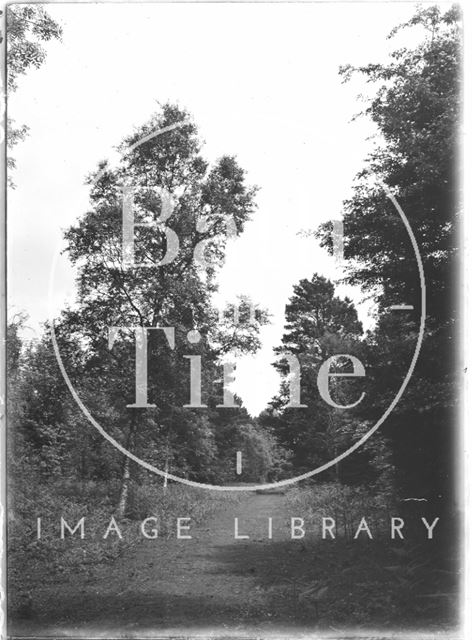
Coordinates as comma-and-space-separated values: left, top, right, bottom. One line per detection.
10, 492, 458, 637
12, 492, 331, 635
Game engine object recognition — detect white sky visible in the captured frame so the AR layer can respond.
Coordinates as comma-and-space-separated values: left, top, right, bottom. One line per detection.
8, 1, 433, 415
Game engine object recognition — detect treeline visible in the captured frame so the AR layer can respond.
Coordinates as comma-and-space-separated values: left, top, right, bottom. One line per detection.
265, 5, 461, 518
7, 103, 287, 518
7, 5, 460, 524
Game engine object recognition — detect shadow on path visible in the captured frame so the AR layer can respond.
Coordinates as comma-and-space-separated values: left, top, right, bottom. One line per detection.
9, 493, 458, 636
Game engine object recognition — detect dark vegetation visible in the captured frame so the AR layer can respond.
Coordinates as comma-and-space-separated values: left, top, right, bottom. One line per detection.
7, 4, 461, 630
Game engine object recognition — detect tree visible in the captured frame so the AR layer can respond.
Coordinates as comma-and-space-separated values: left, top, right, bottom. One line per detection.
267, 274, 366, 475
317, 5, 461, 508
62, 104, 263, 512
6, 317, 26, 482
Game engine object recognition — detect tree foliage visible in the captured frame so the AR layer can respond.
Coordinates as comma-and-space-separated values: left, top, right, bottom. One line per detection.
51, 104, 268, 510
316, 5, 461, 505
7, 5, 461, 517
7, 4, 62, 91
265, 275, 368, 476
6, 4, 62, 178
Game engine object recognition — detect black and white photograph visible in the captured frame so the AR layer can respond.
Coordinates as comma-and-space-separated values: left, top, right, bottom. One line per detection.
1, 1, 466, 637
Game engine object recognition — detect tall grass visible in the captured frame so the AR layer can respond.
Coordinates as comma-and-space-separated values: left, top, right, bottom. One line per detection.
8, 478, 242, 611
285, 482, 395, 539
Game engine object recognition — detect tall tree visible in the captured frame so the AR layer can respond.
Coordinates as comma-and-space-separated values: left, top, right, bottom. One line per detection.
317, 5, 461, 507
62, 104, 262, 511
266, 275, 365, 475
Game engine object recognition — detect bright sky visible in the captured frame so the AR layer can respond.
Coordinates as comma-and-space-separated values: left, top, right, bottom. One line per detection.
8, 1, 432, 415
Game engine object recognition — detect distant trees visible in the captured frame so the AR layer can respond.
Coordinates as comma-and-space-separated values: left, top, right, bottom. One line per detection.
211, 409, 287, 483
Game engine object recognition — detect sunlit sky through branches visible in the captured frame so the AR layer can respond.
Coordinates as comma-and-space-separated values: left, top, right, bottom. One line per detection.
8, 1, 432, 414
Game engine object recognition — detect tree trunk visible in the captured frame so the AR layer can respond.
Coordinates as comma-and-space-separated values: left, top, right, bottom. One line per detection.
163, 456, 169, 491
163, 431, 170, 491
116, 417, 136, 517
116, 455, 131, 518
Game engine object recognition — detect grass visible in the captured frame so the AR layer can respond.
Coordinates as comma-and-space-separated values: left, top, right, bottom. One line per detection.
8, 478, 242, 613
